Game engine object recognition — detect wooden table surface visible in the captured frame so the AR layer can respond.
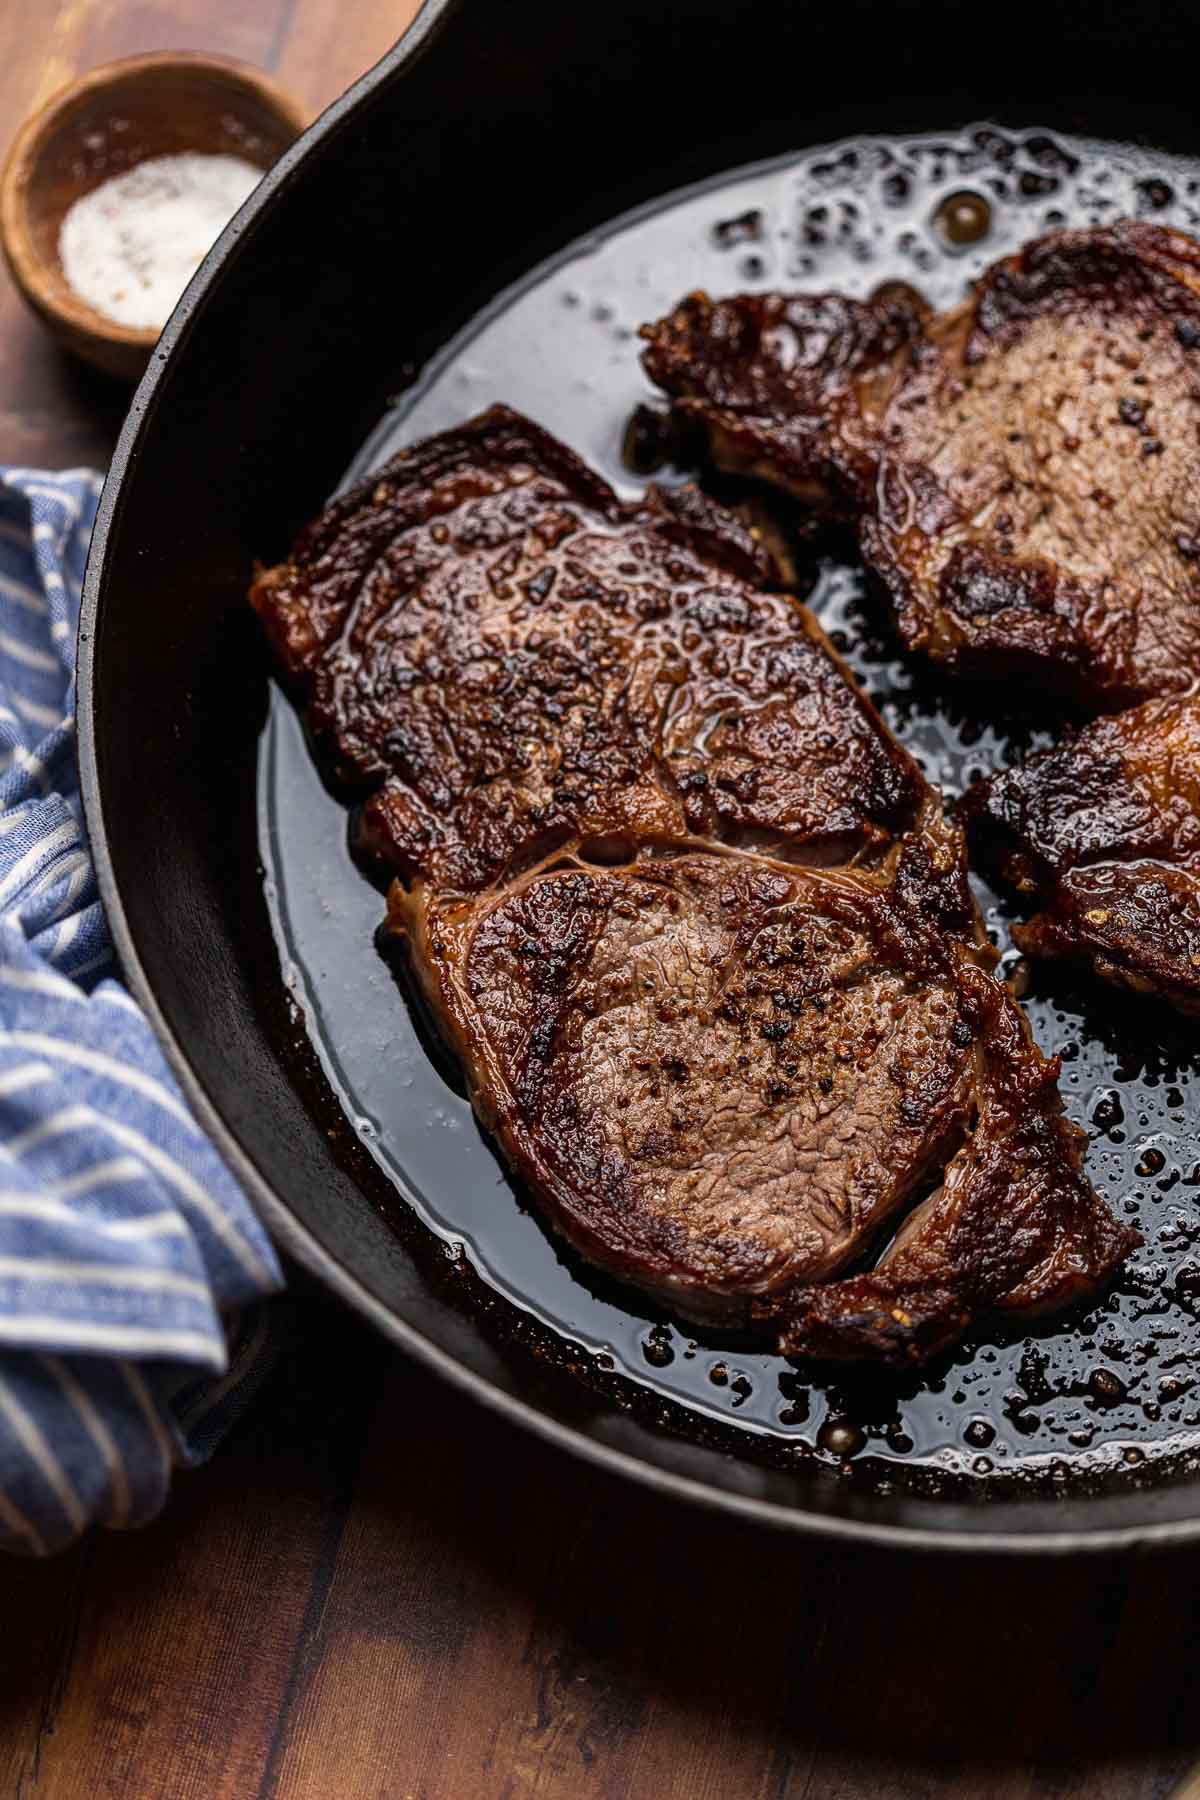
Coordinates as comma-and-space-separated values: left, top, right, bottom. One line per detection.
3, 5, 1200, 1797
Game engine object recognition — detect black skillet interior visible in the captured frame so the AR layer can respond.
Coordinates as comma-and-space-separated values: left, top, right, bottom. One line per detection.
80, 0, 1200, 1550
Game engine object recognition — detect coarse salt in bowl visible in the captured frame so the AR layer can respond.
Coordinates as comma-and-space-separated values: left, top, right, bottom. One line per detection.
59, 151, 264, 333
0, 52, 306, 380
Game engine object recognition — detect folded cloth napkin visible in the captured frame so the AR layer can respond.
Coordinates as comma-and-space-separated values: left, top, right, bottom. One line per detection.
0, 468, 282, 1555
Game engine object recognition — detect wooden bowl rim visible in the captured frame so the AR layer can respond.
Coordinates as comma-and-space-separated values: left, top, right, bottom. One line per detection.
0, 49, 308, 353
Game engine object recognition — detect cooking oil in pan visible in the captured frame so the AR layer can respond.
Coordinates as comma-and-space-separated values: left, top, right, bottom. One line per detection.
260, 126, 1200, 1497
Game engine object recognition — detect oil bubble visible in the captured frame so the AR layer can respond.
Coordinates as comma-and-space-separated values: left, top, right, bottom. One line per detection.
818, 1419, 866, 1458
933, 189, 992, 247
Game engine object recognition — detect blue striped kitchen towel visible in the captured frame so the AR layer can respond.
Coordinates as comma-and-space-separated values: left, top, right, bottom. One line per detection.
0, 468, 282, 1555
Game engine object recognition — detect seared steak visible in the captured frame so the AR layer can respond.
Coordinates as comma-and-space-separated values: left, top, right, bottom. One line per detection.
965, 694, 1200, 1015
642, 222, 1200, 710
253, 406, 923, 892
398, 820, 1136, 1345
252, 407, 1136, 1359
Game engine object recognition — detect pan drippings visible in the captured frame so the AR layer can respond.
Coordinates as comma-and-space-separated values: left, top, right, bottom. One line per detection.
260, 126, 1200, 1497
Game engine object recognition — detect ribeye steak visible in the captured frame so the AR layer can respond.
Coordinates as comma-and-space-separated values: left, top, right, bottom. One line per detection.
642, 222, 1200, 711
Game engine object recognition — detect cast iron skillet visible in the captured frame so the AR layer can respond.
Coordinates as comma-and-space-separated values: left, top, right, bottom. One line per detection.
78, 0, 1200, 1552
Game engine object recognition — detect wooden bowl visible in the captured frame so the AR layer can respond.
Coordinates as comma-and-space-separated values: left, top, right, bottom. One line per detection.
0, 52, 306, 382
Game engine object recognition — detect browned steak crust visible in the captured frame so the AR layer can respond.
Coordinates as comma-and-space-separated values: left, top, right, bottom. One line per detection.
642, 222, 1200, 711
251, 406, 1136, 1359
253, 405, 924, 894
639, 288, 923, 510
965, 693, 1200, 1015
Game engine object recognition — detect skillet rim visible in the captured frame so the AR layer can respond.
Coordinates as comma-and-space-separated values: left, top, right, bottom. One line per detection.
75, 1, 1200, 1556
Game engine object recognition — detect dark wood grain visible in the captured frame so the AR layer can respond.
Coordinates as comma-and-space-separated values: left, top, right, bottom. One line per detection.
2, 5, 1200, 1797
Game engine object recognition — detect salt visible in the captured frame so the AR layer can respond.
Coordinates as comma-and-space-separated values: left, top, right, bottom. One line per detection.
59, 152, 262, 333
